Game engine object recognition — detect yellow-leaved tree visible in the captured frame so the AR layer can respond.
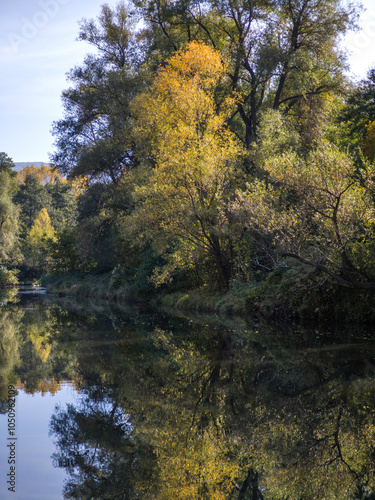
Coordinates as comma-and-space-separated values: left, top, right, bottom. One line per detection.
17, 165, 64, 185
25, 208, 56, 274
129, 41, 244, 289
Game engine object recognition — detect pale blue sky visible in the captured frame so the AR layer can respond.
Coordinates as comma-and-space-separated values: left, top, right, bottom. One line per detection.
0, 0, 375, 163
0, 0, 107, 162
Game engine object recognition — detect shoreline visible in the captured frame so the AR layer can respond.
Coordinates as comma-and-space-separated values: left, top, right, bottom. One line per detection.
39, 272, 375, 325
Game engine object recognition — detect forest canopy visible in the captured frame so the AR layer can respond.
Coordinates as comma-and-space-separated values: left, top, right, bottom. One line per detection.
3, 0, 375, 321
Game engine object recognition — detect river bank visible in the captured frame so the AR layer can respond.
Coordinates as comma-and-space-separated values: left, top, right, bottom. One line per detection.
41, 272, 250, 314
40, 271, 375, 324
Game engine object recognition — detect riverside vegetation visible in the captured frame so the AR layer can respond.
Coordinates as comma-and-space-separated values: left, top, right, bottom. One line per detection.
3, 0, 375, 322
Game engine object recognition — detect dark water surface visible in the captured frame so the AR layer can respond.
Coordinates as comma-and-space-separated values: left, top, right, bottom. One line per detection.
1, 289, 375, 499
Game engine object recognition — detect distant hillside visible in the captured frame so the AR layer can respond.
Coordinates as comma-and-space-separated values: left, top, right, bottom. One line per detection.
13, 162, 51, 172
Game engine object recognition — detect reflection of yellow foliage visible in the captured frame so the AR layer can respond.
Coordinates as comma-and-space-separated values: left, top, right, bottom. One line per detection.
71, 370, 84, 392
0, 288, 19, 304
154, 428, 239, 499
37, 378, 61, 395
26, 324, 52, 362
37, 344, 51, 363
0, 311, 21, 399
17, 378, 62, 395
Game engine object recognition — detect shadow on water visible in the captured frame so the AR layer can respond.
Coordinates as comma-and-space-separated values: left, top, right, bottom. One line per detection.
1, 291, 375, 498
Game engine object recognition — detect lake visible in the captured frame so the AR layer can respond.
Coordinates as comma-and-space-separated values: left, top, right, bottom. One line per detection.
1, 289, 375, 499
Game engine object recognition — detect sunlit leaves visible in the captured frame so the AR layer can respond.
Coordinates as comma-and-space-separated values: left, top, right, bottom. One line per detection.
138, 0, 356, 146
237, 137, 375, 286
16, 165, 64, 186
26, 208, 56, 246
24, 208, 56, 273
129, 41, 244, 288
338, 68, 375, 153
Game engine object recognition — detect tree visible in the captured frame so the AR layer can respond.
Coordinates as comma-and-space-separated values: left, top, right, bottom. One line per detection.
16, 164, 63, 186
137, 0, 357, 147
0, 154, 21, 272
129, 41, 244, 289
50, 397, 137, 499
363, 121, 375, 161
26, 208, 56, 244
0, 152, 17, 178
48, 229, 79, 275
0, 171, 20, 266
236, 128, 375, 289
338, 68, 375, 155
71, 182, 118, 273
51, 2, 145, 182
15, 170, 79, 265
47, 180, 78, 231
0, 153, 17, 197
0, 309, 21, 403
14, 173, 52, 235
24, 208, 56, 274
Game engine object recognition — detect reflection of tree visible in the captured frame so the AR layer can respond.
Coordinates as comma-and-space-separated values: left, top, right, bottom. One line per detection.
46, 305, 164, 499
134, 324, 375, 499
0, 308, 21, 406
224, 341, 375, 499
50, 391, 138, 499
47, 306, 375, 499
0, 288, 18, 307
17, 304, 77, 394
5, 295, 375, 498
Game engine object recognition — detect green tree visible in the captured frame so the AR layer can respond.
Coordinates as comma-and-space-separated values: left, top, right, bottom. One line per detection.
15, 169, 79, 277
47, 229, 79, 275
0, 171, 20, 266
236, 130, 375, 289
14, 173, 52, 235
0, 309, 21, 403
0, 152, 17, 185
72, 182, 118, 273
51, 2, 145, 182
338, 68, 375, 158
137, 0, 357, 147
47, 180, 78, 231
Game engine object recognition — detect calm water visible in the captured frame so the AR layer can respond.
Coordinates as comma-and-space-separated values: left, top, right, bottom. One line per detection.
1, 289, 375, 499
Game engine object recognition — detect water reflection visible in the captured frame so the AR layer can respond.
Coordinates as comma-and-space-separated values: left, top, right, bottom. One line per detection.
51, 392, 135, 499
1, 294, 375, 498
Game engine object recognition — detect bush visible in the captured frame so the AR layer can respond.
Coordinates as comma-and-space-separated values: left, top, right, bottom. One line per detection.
0, 266, 18, 286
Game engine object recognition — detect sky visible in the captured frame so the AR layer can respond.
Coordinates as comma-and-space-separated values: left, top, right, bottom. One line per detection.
0, 0, 375, 163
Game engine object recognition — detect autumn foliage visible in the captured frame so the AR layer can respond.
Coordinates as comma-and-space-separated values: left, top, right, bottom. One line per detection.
3, 1, 375, 319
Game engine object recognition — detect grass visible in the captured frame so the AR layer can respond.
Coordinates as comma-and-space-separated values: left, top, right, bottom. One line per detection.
41, 270, 375, 324
41, 273, 132, 302
158, 285, 250, 315
41, 273, 253, 314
